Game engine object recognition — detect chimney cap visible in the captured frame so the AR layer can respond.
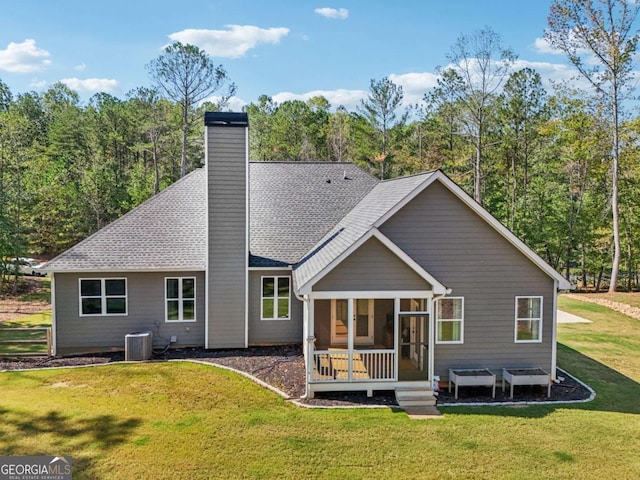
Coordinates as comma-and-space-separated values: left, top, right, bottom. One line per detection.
204, 112, 248, 127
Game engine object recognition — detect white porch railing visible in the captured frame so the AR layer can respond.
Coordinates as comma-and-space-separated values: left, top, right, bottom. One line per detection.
310, 349, 396, 383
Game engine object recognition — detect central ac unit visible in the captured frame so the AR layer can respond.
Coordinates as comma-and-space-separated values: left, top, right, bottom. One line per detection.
125, 331, 153, 361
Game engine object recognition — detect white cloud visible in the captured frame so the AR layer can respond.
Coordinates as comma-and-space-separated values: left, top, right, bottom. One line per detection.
389, 72, 439, 106
534, 33, 592, 56
314, 7, 349, 20
0, 39, 51, 73
270, 73, 438, 112
29, 78, 47, 89
513, 59, 590, 89
74, 62, 87, 71
533, 37, 561, 55
203, 95, 247, 111
273, 88, 367, 110
61, 77, 119, 93
169, 25, 289, 58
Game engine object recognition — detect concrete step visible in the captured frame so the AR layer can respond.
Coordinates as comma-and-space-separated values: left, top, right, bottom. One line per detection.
404, 406, 443, 419
395, 381, 431, 389
395, 383, 437, 409
398, 397, 437, 407
395, 390, 435, 401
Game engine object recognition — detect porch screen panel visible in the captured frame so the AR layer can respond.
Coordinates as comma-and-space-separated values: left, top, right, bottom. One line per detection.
335, 299, 348, 338
356, 299, 369, 337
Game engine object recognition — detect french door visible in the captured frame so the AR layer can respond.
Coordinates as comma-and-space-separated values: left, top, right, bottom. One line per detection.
330, 298, 374, 345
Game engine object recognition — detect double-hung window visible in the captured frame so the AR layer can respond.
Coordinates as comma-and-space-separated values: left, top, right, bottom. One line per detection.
515, 296, 542, 342
261, 276, 290, 320
79, 278, 127, 316
436, 297, 464, 344
166, 277, 196, 322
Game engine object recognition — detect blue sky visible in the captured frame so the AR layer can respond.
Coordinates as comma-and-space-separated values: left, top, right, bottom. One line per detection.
0, 0, 583, 111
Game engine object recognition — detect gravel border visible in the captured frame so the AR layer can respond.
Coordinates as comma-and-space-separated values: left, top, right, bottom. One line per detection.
0, 345, 594, 408
563, 293, 640, 321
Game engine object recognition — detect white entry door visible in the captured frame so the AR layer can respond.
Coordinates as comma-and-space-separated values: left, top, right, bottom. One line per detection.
354, 298, 374, 345
331, 299, 374, 345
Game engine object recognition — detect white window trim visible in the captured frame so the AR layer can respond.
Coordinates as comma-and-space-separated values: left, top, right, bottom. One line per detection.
78, 278, 128, 317
165, 277, 197, 323
260, 276, 291, 320
514, 295, 543, 343
435, 296, 464, 344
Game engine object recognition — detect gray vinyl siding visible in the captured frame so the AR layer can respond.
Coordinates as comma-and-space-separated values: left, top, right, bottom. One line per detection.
314, 237, 429, 291
380, 180, 556, 379
247, 270, 303, 345
207, 125, 247, 348
54, 271, 205, 354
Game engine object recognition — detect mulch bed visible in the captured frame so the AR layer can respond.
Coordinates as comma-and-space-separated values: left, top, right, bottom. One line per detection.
0, 345, 592, 407
437, 371, 591, 404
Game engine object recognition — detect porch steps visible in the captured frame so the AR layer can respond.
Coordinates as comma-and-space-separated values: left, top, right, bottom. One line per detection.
395, 382, 438, 409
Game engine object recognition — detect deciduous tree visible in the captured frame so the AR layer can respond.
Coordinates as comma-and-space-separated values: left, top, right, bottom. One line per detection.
436, 27, 517, 204
545, 0, 640, 291
147, 42, 235, 177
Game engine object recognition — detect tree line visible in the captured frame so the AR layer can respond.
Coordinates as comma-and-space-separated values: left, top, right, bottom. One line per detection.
1, 0, 638, 293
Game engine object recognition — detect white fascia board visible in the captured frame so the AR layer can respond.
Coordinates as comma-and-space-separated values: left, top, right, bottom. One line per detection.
296, 227, 448, 296
310, 290, 434, 300
43, 267, 207, 274
375, 170, 573, 291
248, 266, 292, 271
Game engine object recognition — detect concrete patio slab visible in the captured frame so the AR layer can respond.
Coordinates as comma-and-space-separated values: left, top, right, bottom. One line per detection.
557, 310, 592, 324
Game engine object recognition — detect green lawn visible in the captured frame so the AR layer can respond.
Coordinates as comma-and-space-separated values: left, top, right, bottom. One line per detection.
0, 297, 639, 479
0, 312, 52, 355
0, 278, 52, 355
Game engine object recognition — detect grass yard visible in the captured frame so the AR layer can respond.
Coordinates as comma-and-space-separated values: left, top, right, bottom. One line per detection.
0, 312, 52, 355
0, 277, 52, 355
0, 296, 639, 479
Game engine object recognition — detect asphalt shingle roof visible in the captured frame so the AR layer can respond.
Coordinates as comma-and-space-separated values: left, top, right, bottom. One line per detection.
249, 162, 378, 266
44, 169, 208, 272
293, 172, 436, 290
45, 162, 379, 272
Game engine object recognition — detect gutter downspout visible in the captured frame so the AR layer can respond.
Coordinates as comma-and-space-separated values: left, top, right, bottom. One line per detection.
551, 280, 559, 381
295, 290, 313, 400
50, 272, 57, 356
430, 288, 451, 390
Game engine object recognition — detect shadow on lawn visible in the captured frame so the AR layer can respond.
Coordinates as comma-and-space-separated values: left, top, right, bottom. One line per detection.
444, 343, 640, 418
0, 407, 141, 479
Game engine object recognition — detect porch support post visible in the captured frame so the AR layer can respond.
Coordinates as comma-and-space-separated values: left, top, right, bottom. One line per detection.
303, 295, 315, 397
394, 298, 400, 381
347, 298, 354, 381
429, 298, 436, 386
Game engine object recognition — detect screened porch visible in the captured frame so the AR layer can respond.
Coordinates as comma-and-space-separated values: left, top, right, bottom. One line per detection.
307, 297, 431, 384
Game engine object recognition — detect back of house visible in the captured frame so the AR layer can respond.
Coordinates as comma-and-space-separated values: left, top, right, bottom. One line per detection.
44, 112, 571, 399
